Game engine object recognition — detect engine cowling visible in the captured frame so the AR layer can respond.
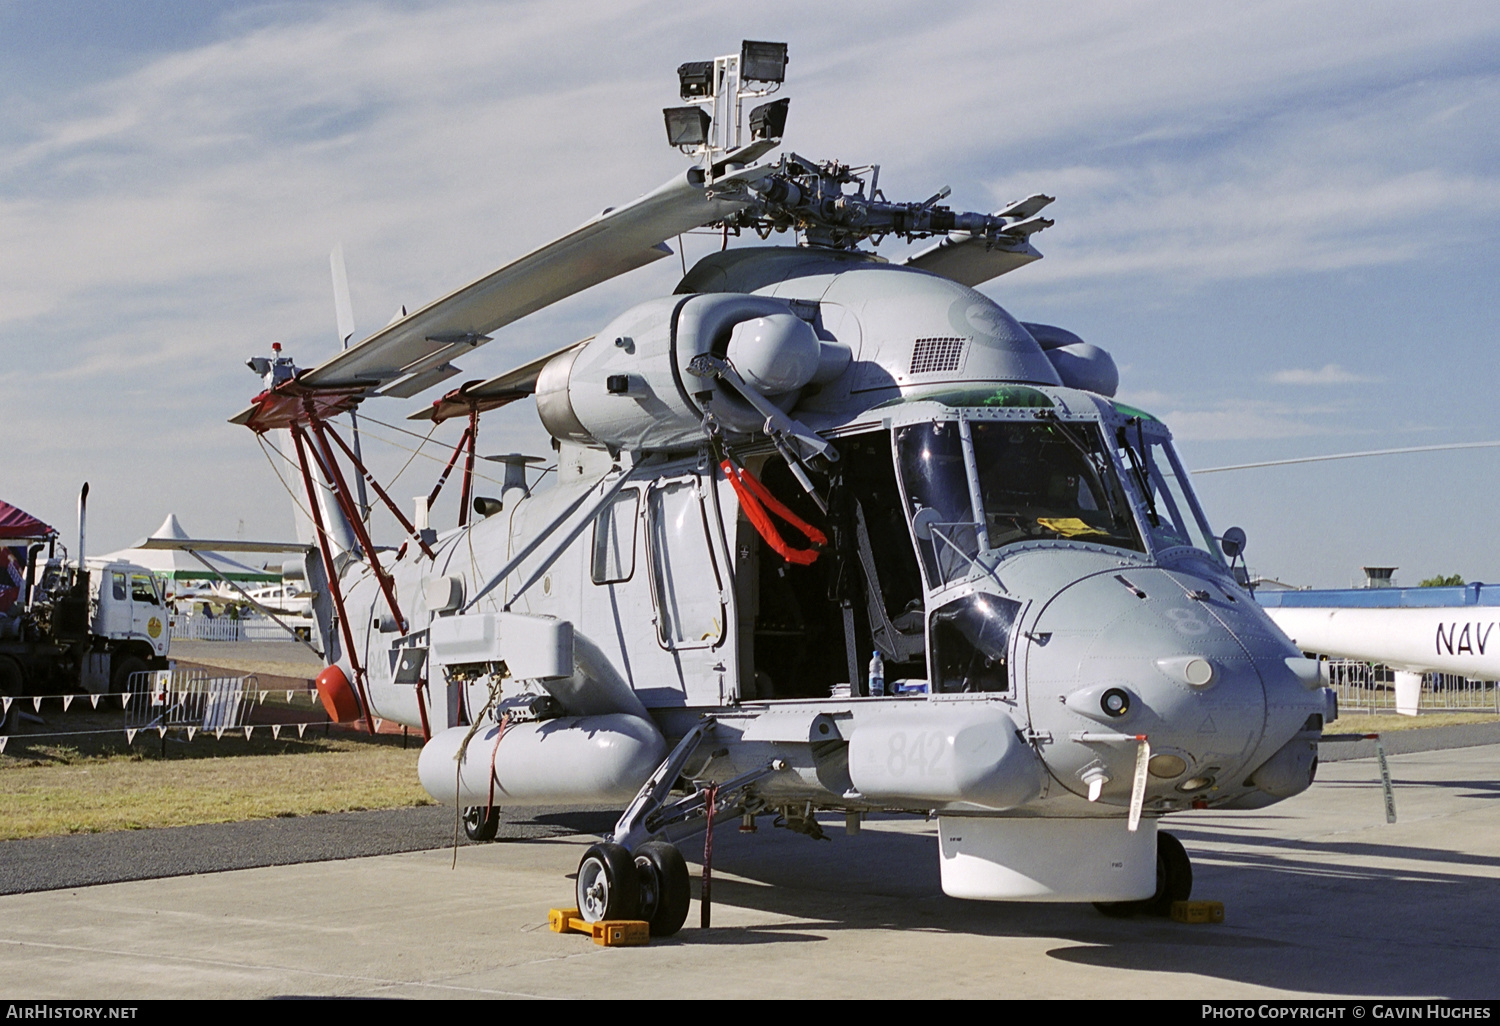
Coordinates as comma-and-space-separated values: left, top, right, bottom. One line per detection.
536, 292, 850, 452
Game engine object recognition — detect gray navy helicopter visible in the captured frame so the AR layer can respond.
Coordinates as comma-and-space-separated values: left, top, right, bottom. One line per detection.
233, 42, 1336, 936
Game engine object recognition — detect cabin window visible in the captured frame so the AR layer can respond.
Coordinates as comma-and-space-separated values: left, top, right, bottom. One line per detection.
591, 488, 639, 585
131, 574, 160, 605
646, 478, 724, 649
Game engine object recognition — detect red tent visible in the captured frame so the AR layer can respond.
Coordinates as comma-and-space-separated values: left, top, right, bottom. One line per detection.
0, 500, 55, 540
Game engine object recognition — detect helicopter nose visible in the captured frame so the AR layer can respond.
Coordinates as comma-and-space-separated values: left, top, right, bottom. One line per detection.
1020, 566, 1294, 810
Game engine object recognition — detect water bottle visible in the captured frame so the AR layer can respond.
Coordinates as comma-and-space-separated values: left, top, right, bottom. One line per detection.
868, 650, 885, 697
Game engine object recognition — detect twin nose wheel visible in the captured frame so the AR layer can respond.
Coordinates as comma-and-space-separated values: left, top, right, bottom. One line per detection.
576, 840, 692, 937
1094, 831, 1192, 917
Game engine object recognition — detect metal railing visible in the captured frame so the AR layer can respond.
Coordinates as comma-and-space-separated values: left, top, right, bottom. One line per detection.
170, 614, 310, 643
1323, 659, 1500, 714
125, 668, 264, 734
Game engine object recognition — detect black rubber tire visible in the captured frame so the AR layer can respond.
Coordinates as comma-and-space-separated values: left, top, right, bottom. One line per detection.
0, 656, 23, 735
1093, 831, 1193, 919
110, 654, 148, 695
1093, 830, 1194, 918
634, 841, 691, 937
1141, 831, 1193, 917
462, 805, 500, 842
576, 842, 640, 922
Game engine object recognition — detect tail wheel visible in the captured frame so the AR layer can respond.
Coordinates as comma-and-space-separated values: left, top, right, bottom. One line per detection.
634, 841, 691, 937
462, 805, 500, 842
1093, 830, 1193, 918
0, 657, 23, 735
576, 842, 639, 923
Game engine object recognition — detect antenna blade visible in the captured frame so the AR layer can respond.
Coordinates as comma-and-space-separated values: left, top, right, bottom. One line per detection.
331, 244, 356, 347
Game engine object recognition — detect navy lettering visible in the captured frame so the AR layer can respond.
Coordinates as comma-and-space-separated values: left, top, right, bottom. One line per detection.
1437, 622, 1455, 655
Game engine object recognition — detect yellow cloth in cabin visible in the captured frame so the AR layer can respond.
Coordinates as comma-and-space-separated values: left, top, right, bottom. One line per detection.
1035, 517, 1109, 539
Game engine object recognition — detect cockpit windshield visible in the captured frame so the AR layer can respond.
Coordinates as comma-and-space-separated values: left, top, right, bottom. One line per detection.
970, 420, 1142, 553
895, 417, 1143, 584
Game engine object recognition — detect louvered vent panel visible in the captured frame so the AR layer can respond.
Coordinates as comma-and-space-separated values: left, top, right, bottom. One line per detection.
909, 337, 967, 375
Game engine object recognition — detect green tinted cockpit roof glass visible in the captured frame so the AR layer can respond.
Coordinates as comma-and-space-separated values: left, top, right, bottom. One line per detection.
875, 385, 1055, 411
1109, 402, 1159, 422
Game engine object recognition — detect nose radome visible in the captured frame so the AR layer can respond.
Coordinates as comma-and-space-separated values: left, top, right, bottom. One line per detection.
1022, 567, 1269, 807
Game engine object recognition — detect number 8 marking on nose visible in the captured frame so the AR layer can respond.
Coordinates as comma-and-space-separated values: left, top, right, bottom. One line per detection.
1165, 606, 1209, 636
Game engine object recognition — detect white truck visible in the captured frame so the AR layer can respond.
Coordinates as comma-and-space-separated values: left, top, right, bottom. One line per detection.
0, 550, 171, 731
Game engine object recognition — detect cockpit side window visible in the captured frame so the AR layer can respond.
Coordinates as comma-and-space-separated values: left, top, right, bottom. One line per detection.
1114, 421, 1221, 559
895, 421, 982, 585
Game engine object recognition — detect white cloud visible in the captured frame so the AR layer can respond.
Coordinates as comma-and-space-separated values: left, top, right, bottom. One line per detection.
2, 0, 1499, 563
1268, 364, 1377, 385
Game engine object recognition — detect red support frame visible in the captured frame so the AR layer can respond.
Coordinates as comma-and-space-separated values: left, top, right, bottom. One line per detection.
321, 421, 437, 561
427, 425, 473, 515
290, 424, 378, 736
458, 406, 479, 528
303, 408, 407, 635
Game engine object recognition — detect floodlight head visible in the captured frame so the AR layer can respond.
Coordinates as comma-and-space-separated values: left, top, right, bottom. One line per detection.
677, 61, 715, 99
663, 106, 712, 148
740, 40, 788, 83
748, 97, 790, 140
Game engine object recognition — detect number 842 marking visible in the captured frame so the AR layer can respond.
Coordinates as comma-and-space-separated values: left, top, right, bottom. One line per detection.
887, 731, 949, 777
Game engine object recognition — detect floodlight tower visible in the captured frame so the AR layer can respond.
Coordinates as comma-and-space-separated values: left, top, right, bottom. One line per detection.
662, 40, 789, 171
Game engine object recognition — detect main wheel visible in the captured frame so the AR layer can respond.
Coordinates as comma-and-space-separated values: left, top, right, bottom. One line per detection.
1092, 830, 1193, 918
576, 842, 639, 923
634, 841, 691, 937
462, 804, 500, 842
110, 654, 148, 695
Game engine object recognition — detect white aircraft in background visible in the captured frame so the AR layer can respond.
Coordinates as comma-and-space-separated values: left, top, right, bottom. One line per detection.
1197, 443, 1500, 714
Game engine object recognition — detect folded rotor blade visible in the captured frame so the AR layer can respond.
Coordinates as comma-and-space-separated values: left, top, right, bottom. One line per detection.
902, 236, 1042, 287
298, 163, 776, 394
409, 339, 588, 422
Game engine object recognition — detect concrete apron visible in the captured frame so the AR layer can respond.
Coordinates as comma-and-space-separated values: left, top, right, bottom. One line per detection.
1, 743, 1497, 1000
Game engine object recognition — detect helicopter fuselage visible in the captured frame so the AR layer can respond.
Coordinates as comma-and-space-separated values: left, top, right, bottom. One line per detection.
306, 248, 1331, 903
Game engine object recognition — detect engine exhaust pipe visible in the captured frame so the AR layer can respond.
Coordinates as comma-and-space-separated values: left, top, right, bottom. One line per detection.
76, 481, 89, 566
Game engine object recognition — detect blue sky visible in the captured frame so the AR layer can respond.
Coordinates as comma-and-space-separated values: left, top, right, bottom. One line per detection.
3, 0, 1498, 587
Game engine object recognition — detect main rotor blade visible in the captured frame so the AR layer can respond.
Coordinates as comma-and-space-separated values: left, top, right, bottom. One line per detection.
1192, 440, 1500, 475
297, 163, 777, 396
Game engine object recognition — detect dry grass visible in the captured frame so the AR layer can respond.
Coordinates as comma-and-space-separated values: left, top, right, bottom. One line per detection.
1328, 710, 1499, 734
0, 673, 441, 841
0, 727, 433, 841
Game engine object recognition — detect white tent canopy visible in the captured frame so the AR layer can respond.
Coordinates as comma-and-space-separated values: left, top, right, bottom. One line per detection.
98, 514, 279, 582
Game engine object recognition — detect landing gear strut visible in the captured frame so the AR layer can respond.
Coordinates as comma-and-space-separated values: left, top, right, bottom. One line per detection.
1094, 830, 1192, 918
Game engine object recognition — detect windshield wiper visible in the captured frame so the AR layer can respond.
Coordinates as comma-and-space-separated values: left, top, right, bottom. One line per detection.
1037, 412, 1122, 526
1116, 420, 1161, 528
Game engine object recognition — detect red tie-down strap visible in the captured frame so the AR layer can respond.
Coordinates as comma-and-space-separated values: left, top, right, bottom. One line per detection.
719, 458, 827, 565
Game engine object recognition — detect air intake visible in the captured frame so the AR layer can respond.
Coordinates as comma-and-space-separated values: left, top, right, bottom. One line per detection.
910, 337, 967, 375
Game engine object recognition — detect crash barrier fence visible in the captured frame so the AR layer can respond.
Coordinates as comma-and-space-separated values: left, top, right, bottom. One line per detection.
170, 614, 313, 643
0, 672, 337, 752
1323, 659, 1500, 714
